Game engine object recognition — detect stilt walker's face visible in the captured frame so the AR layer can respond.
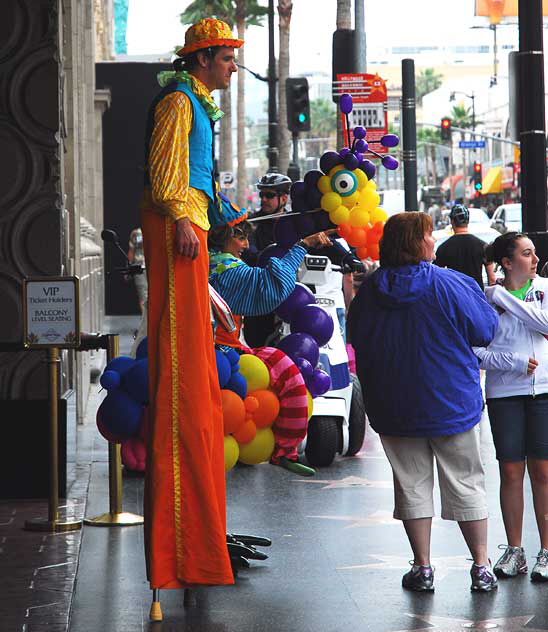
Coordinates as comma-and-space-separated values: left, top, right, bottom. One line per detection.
207, 47, 238, 90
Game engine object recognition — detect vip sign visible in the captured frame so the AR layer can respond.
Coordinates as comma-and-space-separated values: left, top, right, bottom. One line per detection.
23, 277, 80, 348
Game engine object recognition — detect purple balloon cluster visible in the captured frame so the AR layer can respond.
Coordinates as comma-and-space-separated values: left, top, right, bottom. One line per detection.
274, 283, 332, 398
338, 93, 400, 172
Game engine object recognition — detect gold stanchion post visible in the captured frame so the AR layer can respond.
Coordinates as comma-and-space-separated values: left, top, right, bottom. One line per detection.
84, 334, 143, 527
25, 348, 82, 532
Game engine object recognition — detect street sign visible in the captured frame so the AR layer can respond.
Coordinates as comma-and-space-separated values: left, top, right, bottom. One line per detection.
335, 73, 388, 154
220, 171, 235, 189
23, 277, 80, 348
459, 140, 486, 149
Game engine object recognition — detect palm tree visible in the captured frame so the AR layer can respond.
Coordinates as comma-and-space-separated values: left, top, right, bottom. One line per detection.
307, 98, 337, 159
336, 0, 352, 149
446, 104, 475, 201
415, 68, 443, 106
277, 0, 293, 175
234, 1, 268, 206
417, 127, 442, 186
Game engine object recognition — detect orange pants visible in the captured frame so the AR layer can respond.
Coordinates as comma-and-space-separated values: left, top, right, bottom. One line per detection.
142, 209, 233, 588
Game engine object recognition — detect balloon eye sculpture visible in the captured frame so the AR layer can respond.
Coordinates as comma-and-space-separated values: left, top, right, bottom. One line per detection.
291, 93, 400, 261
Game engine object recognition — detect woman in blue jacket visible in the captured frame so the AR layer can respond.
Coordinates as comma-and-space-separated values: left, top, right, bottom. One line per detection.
347, 212, 499, 593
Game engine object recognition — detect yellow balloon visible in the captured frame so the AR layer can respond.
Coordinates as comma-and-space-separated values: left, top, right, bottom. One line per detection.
317, 175, 332, 194
370, 207, 388, 223
341, 191, 360, 209
360, 189, 380, 213
306, 389, 313, 419
329, 206, 351, 225
238, 355, 270, 392
349, 208, 370, 227
355, 168, 367, 191
238, 427, 275, 465
321, 191, 342, 213
366, 179, 377, 190
224, 435, 239, 471
327, 164, 345, 177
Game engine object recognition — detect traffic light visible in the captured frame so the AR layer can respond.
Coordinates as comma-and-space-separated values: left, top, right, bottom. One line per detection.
286, 77, 311, 133
440, 117, 452, 142
473, 161, 482, 195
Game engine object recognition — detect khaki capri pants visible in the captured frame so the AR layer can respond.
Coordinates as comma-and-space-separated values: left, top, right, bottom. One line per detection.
380, 425, 487, 522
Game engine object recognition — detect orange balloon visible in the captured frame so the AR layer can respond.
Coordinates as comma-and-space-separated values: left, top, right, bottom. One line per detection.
244, 395, 259, 413
249, 389, 280, 428
368, 243, 380, 260
233, 419, 258, 444
221, 389, 246, 435
356, 246, 369, 259
338, 223, 352, 239
349, 227, 367, 247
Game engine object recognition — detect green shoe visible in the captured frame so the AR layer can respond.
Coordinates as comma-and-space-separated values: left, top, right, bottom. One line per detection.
277, 457, 315, 476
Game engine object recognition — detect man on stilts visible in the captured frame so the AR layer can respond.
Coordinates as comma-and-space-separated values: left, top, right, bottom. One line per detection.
141, 19, 243, 618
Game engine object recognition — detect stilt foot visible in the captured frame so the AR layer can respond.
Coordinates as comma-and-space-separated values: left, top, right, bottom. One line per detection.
183, 588, 196, 607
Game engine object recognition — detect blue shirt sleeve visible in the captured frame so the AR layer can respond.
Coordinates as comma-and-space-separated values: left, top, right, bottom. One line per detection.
209, 245, 306, 316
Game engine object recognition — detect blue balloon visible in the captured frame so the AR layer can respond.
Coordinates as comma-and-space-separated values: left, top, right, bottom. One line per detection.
215, 349, 232, 388
291, 190, 308, 212
275, 283, 316, 323
303, 170, 323, 189
100, 390, 143, 439
225, 372, 248, 398
136, 337, 148, 359
257, 243, 289, 268
295, 357, 313, 378
290, 180, 305, 198
278, 332, 320, 368
274, 216, 300, 248
305, 187, 322, 210
290, 304, 334, 347
340, 93, 353, 114
343, 152, 359, 171
294, 214, 316, 239
320, 151, 342, 174
224, 348, 241, 373
121, 358, 149, 405
105, 355, 135, 376
100, 369, 121, 391
381, 134, 399, 148
382, 155, 399, 170
355, 139, 367, 152
359, 159, 376, 180
353, 126, 366, 139
306, 368, 331, 397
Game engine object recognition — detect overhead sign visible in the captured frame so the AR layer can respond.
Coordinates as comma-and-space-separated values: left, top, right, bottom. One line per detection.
23, 277, 80, 348
459, 140, 486, 149
334, 73, 388, 154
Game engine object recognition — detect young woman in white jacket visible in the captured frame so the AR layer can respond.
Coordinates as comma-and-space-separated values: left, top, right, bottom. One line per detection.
474, 232, 548, 582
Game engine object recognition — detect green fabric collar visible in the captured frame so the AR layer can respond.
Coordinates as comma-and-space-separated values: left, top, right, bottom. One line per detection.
156, 69, 224, 122
507, 279, 532, 301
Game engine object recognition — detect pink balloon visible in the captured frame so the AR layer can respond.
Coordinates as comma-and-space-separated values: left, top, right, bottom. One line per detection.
121, 437, 146, 472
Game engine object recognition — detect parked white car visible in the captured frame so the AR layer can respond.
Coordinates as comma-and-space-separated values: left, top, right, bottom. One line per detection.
491, 203, 522, 234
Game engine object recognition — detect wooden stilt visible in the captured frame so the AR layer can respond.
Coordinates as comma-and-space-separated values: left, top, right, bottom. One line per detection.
149, 589, 162, 621
183, 588, 196, 607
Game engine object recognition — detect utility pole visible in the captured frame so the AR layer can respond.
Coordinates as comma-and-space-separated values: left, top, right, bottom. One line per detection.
401, 59, 418, 211
267, 0, 278, 172
519, 0, 547, 239
354, 0, 366, 73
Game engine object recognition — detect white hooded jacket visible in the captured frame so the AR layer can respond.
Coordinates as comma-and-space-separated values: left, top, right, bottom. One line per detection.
474, 276, 548, 399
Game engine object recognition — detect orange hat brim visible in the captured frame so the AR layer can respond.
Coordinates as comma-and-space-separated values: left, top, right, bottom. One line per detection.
176, 38, 244, 57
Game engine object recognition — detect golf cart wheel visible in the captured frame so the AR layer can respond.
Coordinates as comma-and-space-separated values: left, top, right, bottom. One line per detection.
305, 416, 339, 467
345, 375, 367, 456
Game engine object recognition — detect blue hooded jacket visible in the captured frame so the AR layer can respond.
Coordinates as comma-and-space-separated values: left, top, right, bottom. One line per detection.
347, 262, 498, 437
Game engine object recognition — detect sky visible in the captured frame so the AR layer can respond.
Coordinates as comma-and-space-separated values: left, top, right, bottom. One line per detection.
125, 0, 513, 74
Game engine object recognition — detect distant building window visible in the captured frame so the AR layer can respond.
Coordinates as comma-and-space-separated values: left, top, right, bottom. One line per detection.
502, 44, 515, 50
453, 45, 490, 53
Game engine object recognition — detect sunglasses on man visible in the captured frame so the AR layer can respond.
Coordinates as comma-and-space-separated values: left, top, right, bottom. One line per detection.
259, 191, 278, 199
